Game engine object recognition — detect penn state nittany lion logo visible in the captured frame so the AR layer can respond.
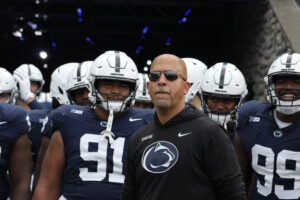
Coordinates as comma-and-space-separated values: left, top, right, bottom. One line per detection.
142, 141, 178, 173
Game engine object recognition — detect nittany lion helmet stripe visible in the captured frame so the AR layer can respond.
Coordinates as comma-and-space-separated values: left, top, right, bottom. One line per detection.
286, 53, 293, 68
115, 50, 121, 73
219, 62, 227, 89
77, 63, 83, 82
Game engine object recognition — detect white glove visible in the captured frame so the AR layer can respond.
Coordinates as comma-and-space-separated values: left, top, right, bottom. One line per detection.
13, 69, 35, 101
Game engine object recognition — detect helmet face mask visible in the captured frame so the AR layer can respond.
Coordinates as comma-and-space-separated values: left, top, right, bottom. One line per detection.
202, 92, 242, 127
265, 53, 300, 115
88, 50, 139, 113
92, 78, 137, 113
200, 62, 248, 127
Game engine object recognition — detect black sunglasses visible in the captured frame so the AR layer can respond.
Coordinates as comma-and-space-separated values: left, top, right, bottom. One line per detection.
148, 70, 186, 82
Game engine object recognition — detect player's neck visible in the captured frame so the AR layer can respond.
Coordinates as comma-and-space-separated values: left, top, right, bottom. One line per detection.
276, 110, 300, 123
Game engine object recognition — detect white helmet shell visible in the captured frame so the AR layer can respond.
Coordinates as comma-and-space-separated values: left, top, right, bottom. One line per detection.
182, 57, 207, 103
88, 50, 139, 112
14, 64, 45, 95
201, 62, 248, 126
0, 67, 17, 104
265, 53, 300, 115
66, 61, 93, 104
50, 63, 78, 105
135, 73, 151, 103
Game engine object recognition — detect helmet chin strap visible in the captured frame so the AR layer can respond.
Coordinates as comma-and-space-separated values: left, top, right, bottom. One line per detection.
100, 109, 115, 144
276, 99, 300, 115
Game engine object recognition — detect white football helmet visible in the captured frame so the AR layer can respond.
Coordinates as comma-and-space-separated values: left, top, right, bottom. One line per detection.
66, 61, 93, 105
50, 63, 78, 105
201, 62, 248, 127
14, 64, 45, 95
135, 73, 151, 103
264, 53, 300, 115
88, 50, 139, 113
0, 67, 17, 104
182, 58, 207, 103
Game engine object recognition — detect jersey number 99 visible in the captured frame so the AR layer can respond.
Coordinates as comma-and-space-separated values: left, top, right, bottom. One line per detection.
252, 144, 300, 199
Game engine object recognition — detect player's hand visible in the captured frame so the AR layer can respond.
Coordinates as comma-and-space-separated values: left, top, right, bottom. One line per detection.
13, 69, 35, 101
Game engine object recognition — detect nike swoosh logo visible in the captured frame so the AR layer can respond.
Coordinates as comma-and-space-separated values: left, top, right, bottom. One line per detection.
0, 121, 8, 125
178, 132, 192, 137
129, 117, 142, 122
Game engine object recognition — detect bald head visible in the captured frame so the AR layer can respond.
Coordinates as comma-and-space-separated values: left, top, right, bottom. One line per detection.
151, 54, 187, 80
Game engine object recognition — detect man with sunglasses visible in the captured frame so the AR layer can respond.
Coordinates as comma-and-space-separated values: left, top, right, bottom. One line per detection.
122, 54, 246, 200
235, 53, 300, 200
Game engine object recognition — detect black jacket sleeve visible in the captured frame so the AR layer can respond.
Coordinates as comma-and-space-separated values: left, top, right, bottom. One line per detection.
203, 124, 246, 200
121, 136, 137, 200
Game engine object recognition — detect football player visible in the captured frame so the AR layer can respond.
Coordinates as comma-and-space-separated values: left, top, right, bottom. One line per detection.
182, 57, 207, 109
201, 62, 248, 142
0, 68, 33, 200
13, 64, 46, 110
133, 73, 153, 109
235, 53, 300, 199
33, 51, 154, 200
32, 62, 78, 190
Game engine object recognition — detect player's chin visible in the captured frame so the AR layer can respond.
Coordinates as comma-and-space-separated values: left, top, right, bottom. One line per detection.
279, 95, 300, 101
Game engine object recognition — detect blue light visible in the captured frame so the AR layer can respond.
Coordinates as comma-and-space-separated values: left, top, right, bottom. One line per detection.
182, 17, 187, 23
86, 37, 94, 45
142, 26, 149, 34
78, 17, 83, 22
27, 21, 38, 30
136, 45, 143, 54
166, 38, 171, 46
141, 35, 145, 39
52, 41, 57, 50
178, 19, 182, 24
184, 9, 191, 16
77, 8, 82, 17
19, 37, 25, 41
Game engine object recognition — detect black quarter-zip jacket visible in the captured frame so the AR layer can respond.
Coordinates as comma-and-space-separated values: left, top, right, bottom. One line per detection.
122, 105, 246, 200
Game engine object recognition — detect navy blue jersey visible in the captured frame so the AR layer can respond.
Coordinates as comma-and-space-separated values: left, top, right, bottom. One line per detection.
0, 103, 31, 199
51, 105, 153, 200
28, 108, 50, 162
39, 102, 52, 111
237, 100, 300, 200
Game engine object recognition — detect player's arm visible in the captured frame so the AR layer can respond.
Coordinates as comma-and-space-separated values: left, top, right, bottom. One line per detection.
9, 134, 33, 200
32, 136, 50, 192
234, 133, 253, 194
33, 130, 65, 200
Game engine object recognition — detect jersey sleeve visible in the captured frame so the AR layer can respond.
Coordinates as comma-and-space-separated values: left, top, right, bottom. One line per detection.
44, 106, 68, 138
3, 105, 31, 134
